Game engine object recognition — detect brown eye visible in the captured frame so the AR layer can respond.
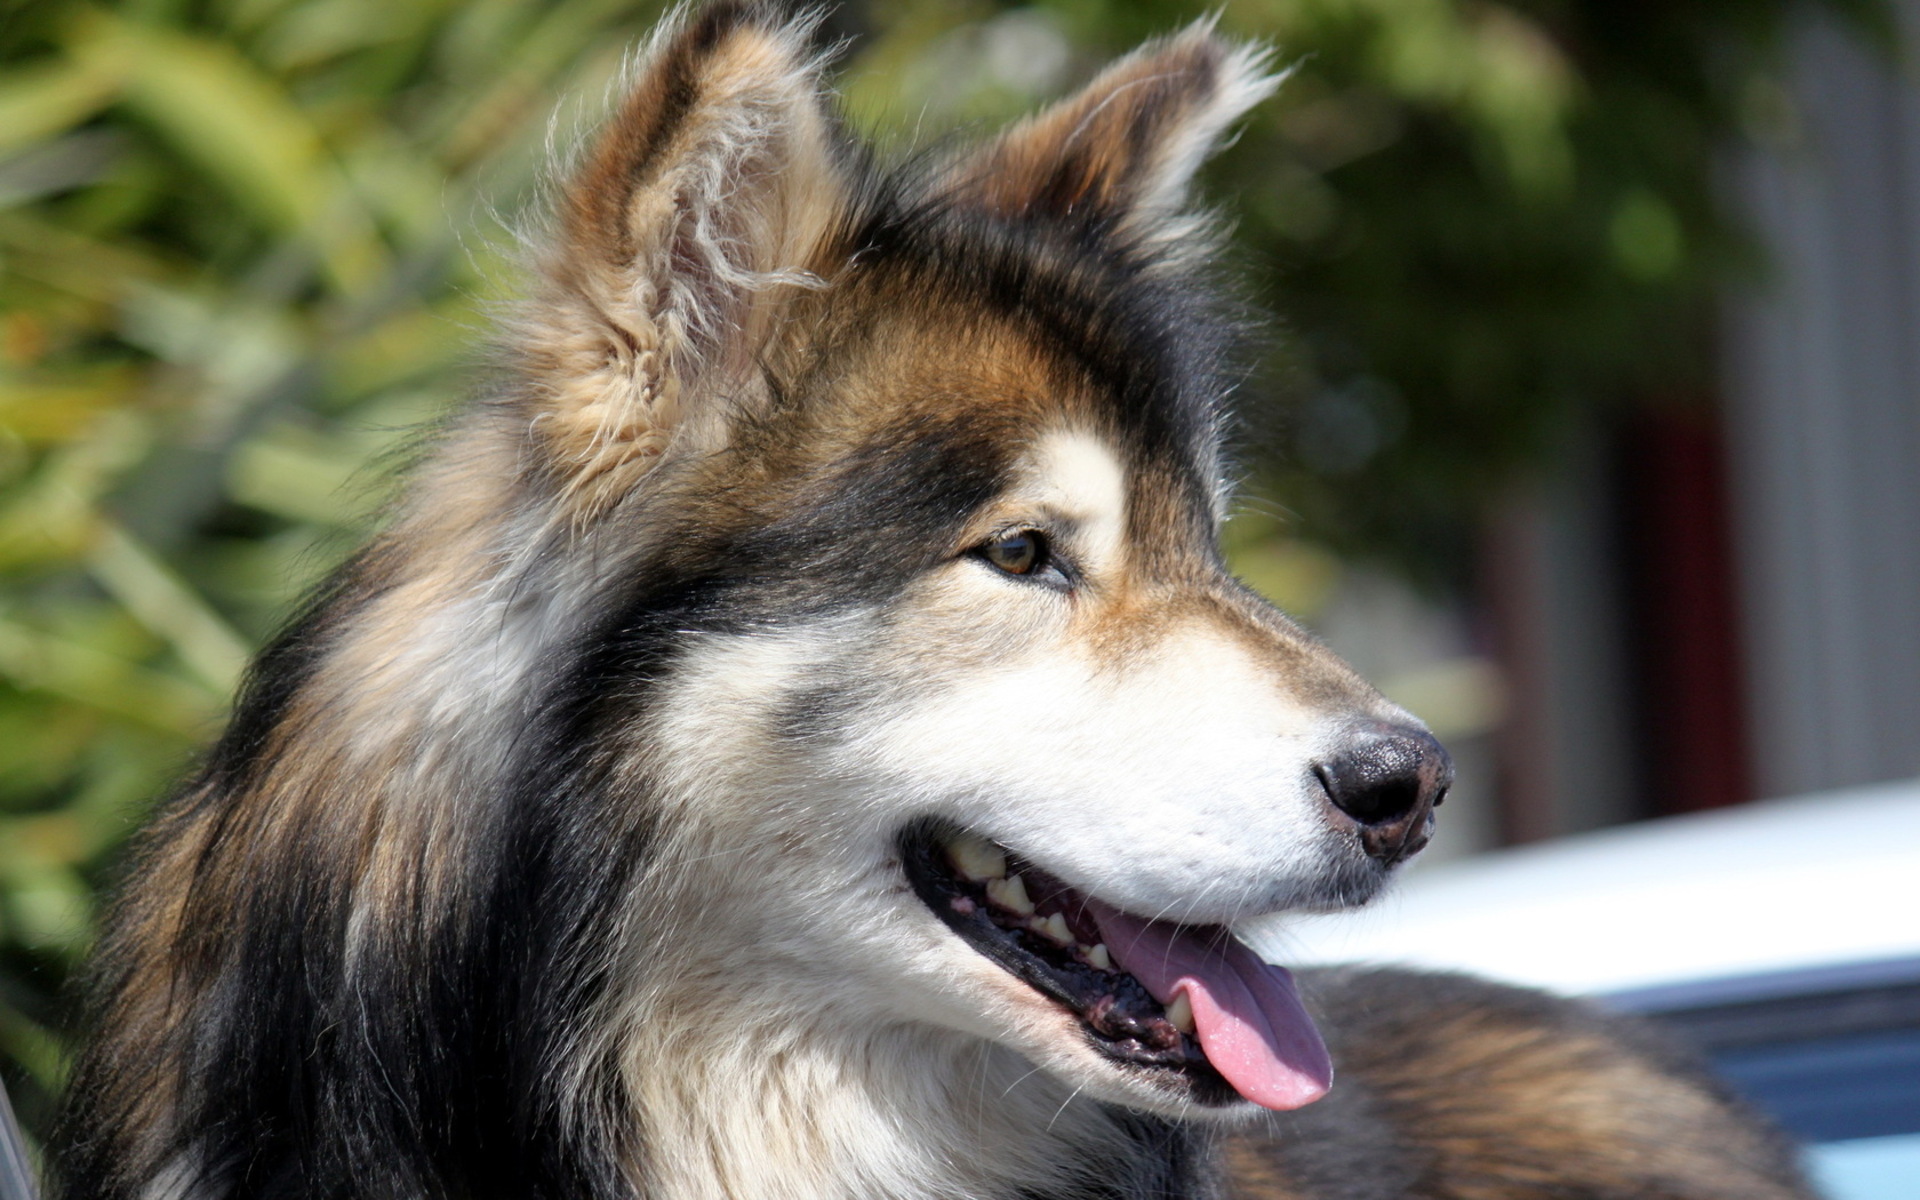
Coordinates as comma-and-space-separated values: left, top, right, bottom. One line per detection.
981, 530, 1046, 576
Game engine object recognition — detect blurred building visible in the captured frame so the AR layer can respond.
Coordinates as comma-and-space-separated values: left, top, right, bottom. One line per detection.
1307, 4, 1920, 861
1461, 4, 1920, 852
1724, 8, 1920, 802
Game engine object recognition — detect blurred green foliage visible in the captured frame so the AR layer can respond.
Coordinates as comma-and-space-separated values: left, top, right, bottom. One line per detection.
0, 0, 1885, 1148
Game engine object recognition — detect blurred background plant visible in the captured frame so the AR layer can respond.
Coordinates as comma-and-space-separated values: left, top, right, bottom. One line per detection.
0, 0, 1891, 1150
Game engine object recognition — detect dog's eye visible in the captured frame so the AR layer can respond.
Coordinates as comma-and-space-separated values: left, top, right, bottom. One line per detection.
980, 530, 1048, 576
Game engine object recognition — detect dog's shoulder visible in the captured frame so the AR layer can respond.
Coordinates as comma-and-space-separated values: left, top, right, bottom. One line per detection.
1223, 966, 1818, 1200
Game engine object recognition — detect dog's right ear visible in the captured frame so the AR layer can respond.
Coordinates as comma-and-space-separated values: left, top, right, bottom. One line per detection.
520, 2, 844, 516
942, 23, 1276, 260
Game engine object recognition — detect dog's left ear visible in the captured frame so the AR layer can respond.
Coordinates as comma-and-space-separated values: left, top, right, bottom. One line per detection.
946, 23, 1277, 253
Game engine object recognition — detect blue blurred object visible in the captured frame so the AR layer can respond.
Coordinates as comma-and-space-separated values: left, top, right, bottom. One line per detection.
1716, 1025, 1920, 1142
0, 1075, 37, 1200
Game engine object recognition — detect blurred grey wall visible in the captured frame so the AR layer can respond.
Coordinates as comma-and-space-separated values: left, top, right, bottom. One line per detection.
1724, 2, 1920, 798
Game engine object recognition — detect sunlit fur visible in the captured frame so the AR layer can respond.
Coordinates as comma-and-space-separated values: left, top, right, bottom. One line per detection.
55, 6, 1817, 1200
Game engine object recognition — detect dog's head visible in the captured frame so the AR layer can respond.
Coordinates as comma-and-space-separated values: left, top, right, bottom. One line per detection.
391, 1, 1451, 1124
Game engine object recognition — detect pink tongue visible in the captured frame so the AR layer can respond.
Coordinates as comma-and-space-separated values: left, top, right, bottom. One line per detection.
1087, 902, 1332, 1110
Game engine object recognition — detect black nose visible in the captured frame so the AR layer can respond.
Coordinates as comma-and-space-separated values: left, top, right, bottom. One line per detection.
1314, 722, 1453, 864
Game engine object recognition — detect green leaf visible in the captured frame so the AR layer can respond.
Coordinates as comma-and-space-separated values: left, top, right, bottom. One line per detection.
0, 369, 140, 445
0, 617, 222, 737
76, 11, 389, 291
87, 523, 251, 695
0, 57, 127, 157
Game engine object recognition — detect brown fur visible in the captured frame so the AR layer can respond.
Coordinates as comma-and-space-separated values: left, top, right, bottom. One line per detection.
1227, 969, 1819, 1200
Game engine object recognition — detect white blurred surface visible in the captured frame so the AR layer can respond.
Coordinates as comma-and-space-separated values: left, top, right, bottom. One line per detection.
1249, 777, 1920, 996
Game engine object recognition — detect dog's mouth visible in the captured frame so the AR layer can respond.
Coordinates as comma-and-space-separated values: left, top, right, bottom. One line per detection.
900, 826, 1332, 1111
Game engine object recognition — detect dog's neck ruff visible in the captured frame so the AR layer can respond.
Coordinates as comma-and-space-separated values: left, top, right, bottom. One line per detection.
624, 1014, 1209, 1200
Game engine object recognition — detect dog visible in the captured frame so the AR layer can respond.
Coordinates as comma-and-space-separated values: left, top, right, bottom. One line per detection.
56, 5, 1817, 1198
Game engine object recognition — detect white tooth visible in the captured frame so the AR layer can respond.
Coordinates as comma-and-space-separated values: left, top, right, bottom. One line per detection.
1165, 991, 1195, 1035
1035, 913, 1072, 945
986, 874, 1034, 915
1086, 943, 1111, 970
946, 834, 1007, 882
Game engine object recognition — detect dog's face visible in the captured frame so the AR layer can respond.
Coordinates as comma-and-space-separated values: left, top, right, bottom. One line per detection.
479, 7, 1451, 1124
619, 294, 1447, 1121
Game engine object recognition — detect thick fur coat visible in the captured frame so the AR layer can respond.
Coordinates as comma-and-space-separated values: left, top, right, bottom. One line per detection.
57, 6, 1817, 1200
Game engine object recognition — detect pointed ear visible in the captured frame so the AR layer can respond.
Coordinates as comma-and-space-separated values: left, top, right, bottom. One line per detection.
946, 23, 1278, 252
520, 2, 845, 512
